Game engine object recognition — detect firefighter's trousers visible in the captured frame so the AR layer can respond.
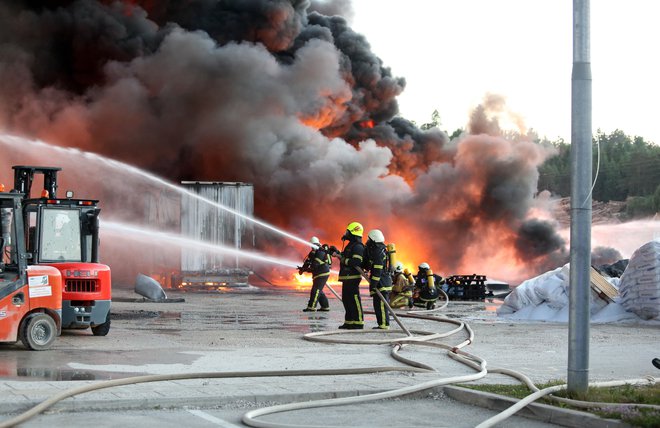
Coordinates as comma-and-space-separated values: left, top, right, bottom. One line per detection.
340, 278, 363, 326
415, 287, 439, 310
372, 289, 390, 329
390, 291, 412, 308
306, 276, 329, 309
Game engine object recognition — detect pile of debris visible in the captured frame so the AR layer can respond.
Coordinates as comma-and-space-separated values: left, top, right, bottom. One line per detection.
553, 197, 627, 228
497, 239, 660, 323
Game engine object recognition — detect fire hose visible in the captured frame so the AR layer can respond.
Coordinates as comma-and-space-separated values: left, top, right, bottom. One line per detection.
1, 277, 657, 428
355, 266, 412, 336
241, 264, 658, 427
0, 366, 427, 428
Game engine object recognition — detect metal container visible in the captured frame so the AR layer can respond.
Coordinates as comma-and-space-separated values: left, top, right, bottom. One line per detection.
179, 181, 254, 287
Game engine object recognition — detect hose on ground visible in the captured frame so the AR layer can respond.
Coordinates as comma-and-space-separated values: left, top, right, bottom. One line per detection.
243, 306, 657, 428
475, 377, 658, 428
2, 287, 656, 428
241, 311, 485, 427
0, 366, 427, 428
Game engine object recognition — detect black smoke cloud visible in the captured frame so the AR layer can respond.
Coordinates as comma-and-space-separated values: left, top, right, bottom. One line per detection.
0, 0, 565, 283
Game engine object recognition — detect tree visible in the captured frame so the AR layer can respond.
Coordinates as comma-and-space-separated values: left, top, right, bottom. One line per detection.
420, 109, 441, 130
537, 130, 660, 205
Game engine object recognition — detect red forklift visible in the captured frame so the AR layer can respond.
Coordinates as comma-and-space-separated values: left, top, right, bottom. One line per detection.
0, 189, 62, 350
13, 166, 111, 336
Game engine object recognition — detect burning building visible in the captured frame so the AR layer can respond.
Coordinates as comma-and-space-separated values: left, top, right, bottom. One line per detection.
0, 1, 568, 285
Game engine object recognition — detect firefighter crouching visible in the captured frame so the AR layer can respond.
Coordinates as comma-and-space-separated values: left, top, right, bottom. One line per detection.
335, 222, 365, 330
363, 229, 393, 329
390, 262, 415, 309
413, 262, 445, 310
299, 236, 332, 312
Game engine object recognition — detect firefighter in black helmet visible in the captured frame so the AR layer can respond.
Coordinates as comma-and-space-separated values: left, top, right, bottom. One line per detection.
335, 221, 365, 329
363, 229, 393, 329
299, 236, 331, 312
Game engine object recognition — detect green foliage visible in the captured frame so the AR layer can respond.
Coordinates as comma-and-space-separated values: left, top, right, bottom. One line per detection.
537, 130, 660, 209
586, 384, 660, 428
420, 109, 441, 130
459, 379, 565, 400
448, 128, 463, 140
654, 184, 660, 212
626, 196, 656, 218
418, 109, 464, 139
464, 382, 660, 427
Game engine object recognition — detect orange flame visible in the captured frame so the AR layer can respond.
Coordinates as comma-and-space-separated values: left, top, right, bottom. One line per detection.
359, 120, 375, 129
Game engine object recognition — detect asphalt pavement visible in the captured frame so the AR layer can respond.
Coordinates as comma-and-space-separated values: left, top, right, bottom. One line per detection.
0, 285, 652, 427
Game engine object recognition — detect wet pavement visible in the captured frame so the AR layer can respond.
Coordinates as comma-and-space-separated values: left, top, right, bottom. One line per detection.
0, 285, 655, 427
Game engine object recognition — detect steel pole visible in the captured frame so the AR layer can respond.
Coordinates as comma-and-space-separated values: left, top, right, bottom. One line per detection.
568, 0, 592, 395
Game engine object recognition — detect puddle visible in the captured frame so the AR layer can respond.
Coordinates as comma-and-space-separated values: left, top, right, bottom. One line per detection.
13, 367, 142, 381
0, 348, 197, 381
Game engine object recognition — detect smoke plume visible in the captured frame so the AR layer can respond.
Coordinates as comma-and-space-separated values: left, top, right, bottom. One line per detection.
0, 0, 566, 284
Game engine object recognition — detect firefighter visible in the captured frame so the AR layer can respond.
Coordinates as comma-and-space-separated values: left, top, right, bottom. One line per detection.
413, 262, 445, 310
390, 262, 414, 309
336, 221, 365, 329
299, 237, 332, 312
363, 229, 393, 329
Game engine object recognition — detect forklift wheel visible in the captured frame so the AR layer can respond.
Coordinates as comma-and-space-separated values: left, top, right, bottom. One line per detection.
20, 313, 57, 351
91, 313, 111, 336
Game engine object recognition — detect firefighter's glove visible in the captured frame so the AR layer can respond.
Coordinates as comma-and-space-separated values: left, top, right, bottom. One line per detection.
297, 266, 304, 275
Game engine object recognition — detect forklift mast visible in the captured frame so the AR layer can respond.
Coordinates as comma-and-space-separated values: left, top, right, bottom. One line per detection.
13, 166, 62, 199
8, 165, 111, 336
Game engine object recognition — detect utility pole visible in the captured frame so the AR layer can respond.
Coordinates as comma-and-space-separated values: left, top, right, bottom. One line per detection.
568, 0, 592, 395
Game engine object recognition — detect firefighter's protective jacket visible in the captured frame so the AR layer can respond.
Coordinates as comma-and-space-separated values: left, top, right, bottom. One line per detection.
415, 270, 444, 300
392, 272, 413, 294
338, 236, 364, 281
363, 241, 393, 294
307, 246, 332, 279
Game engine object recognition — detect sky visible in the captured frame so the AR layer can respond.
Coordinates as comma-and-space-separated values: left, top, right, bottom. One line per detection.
350, 0, 660, 144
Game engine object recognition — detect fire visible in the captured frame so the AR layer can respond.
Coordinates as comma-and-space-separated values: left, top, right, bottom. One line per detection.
293, 273, 313, 291
0, 3, 568, 288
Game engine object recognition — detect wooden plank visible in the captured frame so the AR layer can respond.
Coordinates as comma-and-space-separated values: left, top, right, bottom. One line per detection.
589, 266, 619, 302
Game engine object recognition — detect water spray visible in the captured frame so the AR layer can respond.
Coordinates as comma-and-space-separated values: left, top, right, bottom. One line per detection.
103, 219, 343, 295
102, 220, 301, 269
0, 134, 313, 248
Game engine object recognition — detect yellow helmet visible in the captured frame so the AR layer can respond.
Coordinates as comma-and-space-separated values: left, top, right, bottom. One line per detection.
345, 221, 363, 237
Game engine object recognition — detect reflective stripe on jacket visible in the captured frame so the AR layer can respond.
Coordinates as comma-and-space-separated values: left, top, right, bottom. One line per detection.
363, 241, 392, 292
338, 238, 364, 281
311, 247, 331, 279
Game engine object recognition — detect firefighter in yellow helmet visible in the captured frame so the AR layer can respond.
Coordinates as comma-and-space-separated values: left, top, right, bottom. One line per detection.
335, 221, 365, 329
298, 236, 331, 312
363, 229, 393, 329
